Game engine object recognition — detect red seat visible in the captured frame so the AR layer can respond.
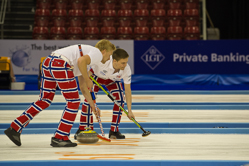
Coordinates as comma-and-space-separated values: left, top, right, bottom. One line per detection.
35, 9, 50, 27
87, 0, 100, 9
101, 10, 116, 27
167, 26, 183, 40
134, 26, 149, 40
134, 9, 149, 27
32, 26, 49, 39
100, 27, 116, 39
68, 9, 83, 27
151, 9, 166, 27
50, 27, 66, 39
183, 9, 199, 26
84, 27, 99, 39
67, 27, 83, 39
152, 0, 166, 9
36, 0, 51, 9
167, 9, 182, 26
53, 0, 68, 9
168, 0, 182, 9
103, 0, 116, 10
117, 9, 133, 27
117, 26, 133, 39
69, 0, 84, 9
184, 26, 200, 40
185, 2, 199, 9
151, 27, 166, 40
136, 0, 148, 9
120, 0, 133, 10
51, 9, 67, 27
85, 9, 100, 27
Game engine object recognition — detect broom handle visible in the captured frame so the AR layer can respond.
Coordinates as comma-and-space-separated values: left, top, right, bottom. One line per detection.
90, 76, 147, 133
91, 90, 105, 136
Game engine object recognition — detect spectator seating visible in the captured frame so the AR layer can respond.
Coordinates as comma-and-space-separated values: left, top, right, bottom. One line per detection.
117, 26, 133, 39
134, 26, 149, 40
84, 27, 99, 39
33, 0, 201, 40
34, 9, 50, 27
67, 27, 83, 39
50, 26, 66, 39
68, 9, 83, 27
32, 26, 49, 39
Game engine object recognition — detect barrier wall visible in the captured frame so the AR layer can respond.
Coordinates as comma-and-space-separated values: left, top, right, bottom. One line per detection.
134, 40, 249, 74
0, 40, 134, 75
1, 39, 249, 90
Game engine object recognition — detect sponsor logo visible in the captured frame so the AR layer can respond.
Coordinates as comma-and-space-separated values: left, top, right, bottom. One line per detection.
141, 45, 165, 70
10, 45, 31, 67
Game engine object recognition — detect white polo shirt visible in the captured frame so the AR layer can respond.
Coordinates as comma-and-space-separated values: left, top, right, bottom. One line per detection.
52, 44, 103, 76
91, 56, 132, 84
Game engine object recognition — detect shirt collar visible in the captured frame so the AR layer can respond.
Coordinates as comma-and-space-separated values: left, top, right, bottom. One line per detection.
108, 56, 115, 71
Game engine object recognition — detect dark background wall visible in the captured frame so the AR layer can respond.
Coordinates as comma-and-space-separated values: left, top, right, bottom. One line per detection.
206, 0, 249, 39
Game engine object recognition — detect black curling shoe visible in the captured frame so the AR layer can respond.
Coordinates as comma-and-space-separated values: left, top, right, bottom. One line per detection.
109, 130, 125, 139
4, 127, 21, 146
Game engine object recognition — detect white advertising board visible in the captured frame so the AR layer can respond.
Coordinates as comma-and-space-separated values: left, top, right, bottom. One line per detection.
0, 40, 134, 75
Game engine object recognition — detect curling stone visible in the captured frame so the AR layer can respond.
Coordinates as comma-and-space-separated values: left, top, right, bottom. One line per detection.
76, 128, 99, 143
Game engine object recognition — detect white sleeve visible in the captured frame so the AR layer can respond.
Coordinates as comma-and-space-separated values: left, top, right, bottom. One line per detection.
122, 66, 132, 84
88, 49, 103, 66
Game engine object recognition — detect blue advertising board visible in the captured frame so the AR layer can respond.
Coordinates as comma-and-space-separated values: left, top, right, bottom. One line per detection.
134, 40, 249, 74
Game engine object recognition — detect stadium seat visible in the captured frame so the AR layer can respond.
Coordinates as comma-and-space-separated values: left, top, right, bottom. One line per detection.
168, 0, 182, 9
183, 0, 199, 9
103, 0, 116, 10
68, 9, 83, 27
151, 9, 166, 27
119, 0, 133, 10
185, 2, 199, 9
50, 27, 66, 39
36, 0, 51, 9
69, 0, 84, 10
101, 9, 116, 27
117, 26, 133, 39
87, 0, 100, 9
134, 26, 149, 40
67, 27, 83, 39
167, 9, 182, 26
100, 27, 116, 39
84, 27, 99, 39
32, 26, 49, 39
134, 9, 149, 27
136, 0, 149, 9
184, 26, 200, 40
167, 26, 183, 40
85, 9, 100, 27
53, 0, 68, 9
151, 26, 166, 40
51, 9, 67, 27
34, 9, 50, 27
117, 9, 133, 27
152, 0, 166, 9
183, 9, 199, 26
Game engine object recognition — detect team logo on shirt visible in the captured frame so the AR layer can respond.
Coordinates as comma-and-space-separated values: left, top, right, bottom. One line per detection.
100, 70, 108, 76
141, 45, 165, 70
117, 75, 121, 78
100, 71, 106, 76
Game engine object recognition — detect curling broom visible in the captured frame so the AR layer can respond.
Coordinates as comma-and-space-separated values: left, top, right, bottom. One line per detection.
90, 76, 151, 137
91, 90, 111, 142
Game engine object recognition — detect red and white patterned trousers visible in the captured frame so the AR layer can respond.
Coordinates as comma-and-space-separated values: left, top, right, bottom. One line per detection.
79, 74, 125, 132
11, 55, 81, 141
